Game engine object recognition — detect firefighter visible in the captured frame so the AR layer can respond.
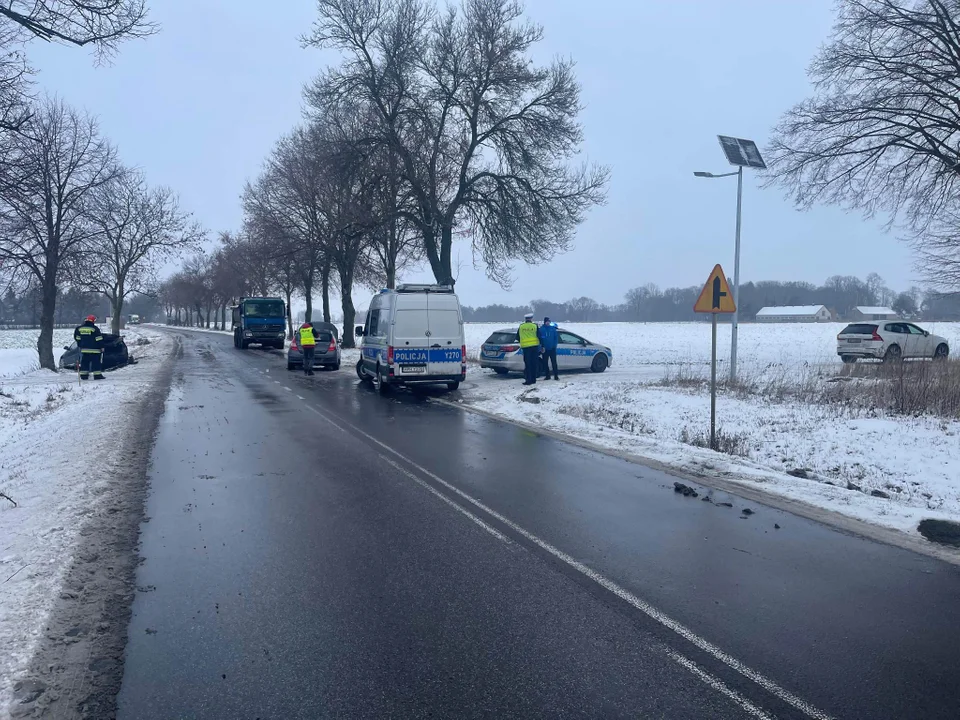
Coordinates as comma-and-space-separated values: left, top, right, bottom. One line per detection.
299, 321, 317, 375
74, 315, 105, 380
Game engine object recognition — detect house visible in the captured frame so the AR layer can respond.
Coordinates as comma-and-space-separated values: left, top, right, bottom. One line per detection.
755, 305, 833, 323
850, 306, 898, 321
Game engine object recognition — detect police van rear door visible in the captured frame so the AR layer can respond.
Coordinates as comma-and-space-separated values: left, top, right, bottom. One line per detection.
425, 293, 463, 377
392, 293, 431, 377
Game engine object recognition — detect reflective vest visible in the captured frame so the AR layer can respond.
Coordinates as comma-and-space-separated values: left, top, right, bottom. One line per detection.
518, 322, 540, 348
298, 327, 316, 347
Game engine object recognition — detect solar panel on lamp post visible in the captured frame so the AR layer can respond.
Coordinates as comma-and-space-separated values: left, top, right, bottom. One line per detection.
694, 135, 766, 383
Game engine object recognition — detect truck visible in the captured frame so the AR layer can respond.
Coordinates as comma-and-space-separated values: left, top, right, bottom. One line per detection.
232, 297, 286, 350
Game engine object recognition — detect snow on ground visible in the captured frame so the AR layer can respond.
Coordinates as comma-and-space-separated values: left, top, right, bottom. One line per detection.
457, 322, 960, 537
0, 330, 75, 380
0, 327, 171, 711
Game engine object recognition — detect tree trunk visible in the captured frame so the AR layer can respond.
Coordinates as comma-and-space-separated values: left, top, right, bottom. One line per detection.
37, 267, 58, 371
221, 304, 227, 331
440, 225, 454, 286
111, 294, 124, 335
284, 289, 294, 339
321, 262, 331, 322
423, 224, 444, 285
340, 268, 357, 349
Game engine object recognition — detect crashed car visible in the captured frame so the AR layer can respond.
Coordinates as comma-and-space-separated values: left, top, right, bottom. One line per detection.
287, 322, 341, 371
58, 334, 131, 371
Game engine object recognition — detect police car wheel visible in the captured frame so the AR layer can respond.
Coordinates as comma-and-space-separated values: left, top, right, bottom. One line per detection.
591, 354, 608, 373
446, 381, 460, 391
375, 365, 390, 395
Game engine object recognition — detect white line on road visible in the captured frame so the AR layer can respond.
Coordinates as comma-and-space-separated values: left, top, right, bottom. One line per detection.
379, 456, 509, 543
306, 405, 834, 720
297, 396, 305, 400
664, 649, 776, 720
283, 386, 292, 392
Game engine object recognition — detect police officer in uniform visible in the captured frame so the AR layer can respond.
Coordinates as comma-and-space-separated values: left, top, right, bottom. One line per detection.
299, 321, 317, 375
74, 315, 105, 380
518, 312, 540, 386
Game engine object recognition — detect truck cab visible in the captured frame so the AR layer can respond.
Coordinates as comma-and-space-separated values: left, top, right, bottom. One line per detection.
232, 297, 286, 349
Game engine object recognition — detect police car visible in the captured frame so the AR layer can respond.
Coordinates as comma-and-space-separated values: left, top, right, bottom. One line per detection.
479, 327, 613, 375
356, 284, 466, 394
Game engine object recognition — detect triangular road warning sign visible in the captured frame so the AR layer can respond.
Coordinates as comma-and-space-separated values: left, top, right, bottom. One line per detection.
694, 264, 736, 314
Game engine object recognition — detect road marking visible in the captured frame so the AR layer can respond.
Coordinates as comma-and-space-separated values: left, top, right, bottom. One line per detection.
283, 386, 291, 392
664, 649, 775, 720
304, 406, 508, 544
297, 395, 305, 400
379, 456, 509, 543
274, 380, 280, 384
306, 405, 834, 720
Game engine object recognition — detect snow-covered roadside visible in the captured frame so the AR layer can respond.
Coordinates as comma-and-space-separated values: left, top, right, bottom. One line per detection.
0, 327, 172, 712
454, 370, 960, 538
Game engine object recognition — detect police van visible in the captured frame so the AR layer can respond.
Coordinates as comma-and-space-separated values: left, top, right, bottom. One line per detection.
356, 284, 466, 394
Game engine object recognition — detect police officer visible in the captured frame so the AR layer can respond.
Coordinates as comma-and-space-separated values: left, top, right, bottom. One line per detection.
538, 316, 559, 380
74, 315, 105, 380
518, 312, 540, 385
298, 321, 317, 375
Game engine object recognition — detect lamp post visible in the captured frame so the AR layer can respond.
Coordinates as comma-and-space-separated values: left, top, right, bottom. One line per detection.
693, 168, 743, 382
694, 134, 765, 383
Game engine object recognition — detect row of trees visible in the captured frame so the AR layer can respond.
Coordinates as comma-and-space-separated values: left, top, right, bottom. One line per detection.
163, 0, 607, 348
461, 274, 960, 323
0, 2, 196, 369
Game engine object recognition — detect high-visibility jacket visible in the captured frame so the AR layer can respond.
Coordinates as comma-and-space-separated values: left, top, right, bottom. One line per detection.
298, 326, 317, 347
74, 321, 104, 354
518, 321, 540, 348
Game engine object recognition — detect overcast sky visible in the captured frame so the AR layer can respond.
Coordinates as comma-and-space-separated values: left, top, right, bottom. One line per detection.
28, 0, 915, 309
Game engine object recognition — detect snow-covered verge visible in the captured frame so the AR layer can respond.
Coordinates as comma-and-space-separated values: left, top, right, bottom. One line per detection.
0, 327, 172, 712
454, 322, 960, 539
0, 330, 76, 380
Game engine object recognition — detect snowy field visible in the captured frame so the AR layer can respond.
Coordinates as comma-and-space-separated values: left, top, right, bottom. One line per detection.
0, 327, 171, 711
458, 322, 960, 538
0, 329, 75, 379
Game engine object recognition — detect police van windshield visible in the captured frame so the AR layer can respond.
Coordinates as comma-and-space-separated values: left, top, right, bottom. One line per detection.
244, 300, 284, 318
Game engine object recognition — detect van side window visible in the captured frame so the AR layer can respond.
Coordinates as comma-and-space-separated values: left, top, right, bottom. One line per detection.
368, 309, 380, 338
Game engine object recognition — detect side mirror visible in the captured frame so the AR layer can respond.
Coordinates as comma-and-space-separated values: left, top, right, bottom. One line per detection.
355, 326, 364, 337
924, 330, 930, 336
63, 346, 69, 350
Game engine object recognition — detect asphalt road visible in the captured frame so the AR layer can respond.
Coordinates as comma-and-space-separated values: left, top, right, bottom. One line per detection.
117, 328, 960, 719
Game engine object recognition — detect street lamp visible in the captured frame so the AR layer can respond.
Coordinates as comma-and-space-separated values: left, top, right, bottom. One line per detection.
694, 135, 766, 383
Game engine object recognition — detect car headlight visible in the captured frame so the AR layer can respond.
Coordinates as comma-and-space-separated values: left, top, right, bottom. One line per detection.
277, 332, 285, 337
244, 331, 252, 337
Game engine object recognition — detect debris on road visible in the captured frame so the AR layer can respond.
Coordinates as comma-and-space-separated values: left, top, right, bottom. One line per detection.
742, 508, 755, 516
673, 482, 699, 498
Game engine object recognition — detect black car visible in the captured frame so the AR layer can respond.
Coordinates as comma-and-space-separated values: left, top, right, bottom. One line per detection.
59, 334, 130, 371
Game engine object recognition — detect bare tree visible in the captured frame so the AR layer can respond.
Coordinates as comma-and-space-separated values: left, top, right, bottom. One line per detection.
74, 169, 204, 333
0, 98, 119, 369
305, 0, 608, 288
766, 0, 960, 290
0, 2, 155, 131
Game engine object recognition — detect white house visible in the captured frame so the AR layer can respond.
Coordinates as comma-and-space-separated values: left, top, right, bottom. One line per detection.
851, 306, 897, 321
755, 305, 832, 323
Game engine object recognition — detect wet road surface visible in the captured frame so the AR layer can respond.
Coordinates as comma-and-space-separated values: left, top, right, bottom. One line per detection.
117, 329, 960, 719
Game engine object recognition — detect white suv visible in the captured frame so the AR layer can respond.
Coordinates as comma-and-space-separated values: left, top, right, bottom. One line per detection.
837, 321, 949, 363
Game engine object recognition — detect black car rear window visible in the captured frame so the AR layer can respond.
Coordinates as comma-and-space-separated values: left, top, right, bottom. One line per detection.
841, 324, 877, 335
486, 331, 518, 344
314, 331, 332, 344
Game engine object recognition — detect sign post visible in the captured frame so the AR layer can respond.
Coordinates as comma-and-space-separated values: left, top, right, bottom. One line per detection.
693, 264, 736, 450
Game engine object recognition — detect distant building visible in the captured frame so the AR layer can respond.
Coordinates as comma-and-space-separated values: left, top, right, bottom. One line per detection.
755, 305, 833, 323
850, 306, 898, 321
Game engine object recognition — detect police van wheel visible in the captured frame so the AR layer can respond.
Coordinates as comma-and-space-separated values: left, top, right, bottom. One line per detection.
375, 365, 390, 395
446, 381, 460, 391
493, 368, 508, 375
591, 354, 608, 373
356, 359, 370, 382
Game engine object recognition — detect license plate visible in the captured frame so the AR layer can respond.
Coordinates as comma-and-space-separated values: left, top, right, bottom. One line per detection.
401, 364, 426, 374
483, 350, 499, 357
847, 339, 861, 344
